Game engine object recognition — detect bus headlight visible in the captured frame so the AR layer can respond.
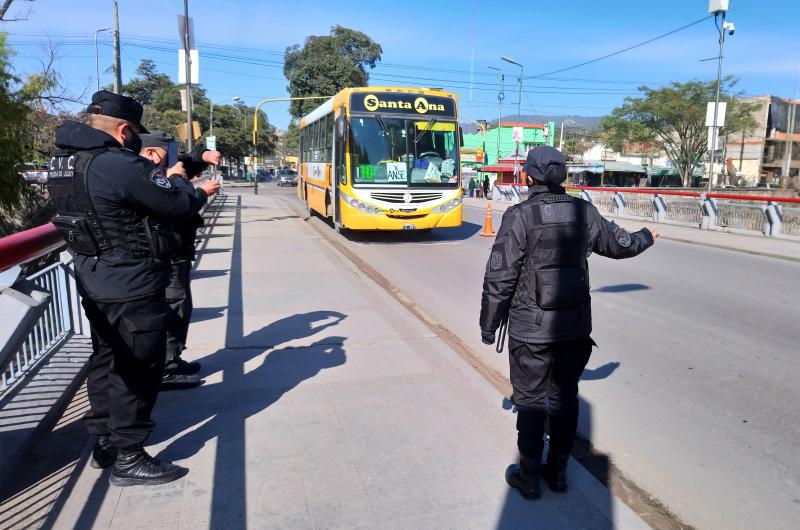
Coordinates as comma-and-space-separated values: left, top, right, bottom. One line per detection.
437, 196, 462, 213
341, 192, 383, 215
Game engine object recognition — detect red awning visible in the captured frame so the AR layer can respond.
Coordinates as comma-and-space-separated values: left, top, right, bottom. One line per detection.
478, 164, 517, 172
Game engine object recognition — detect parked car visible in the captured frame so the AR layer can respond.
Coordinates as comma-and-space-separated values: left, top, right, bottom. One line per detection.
277, 169, 298, 187
718, 184, 737, 189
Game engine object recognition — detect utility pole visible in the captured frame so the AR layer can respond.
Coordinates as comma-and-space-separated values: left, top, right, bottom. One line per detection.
183, 0, 193, 151
112, 0, 122, 93
501, 56, 524, 182
487, 66, 504, 164
707, 1, 734, 192
781, 100, 796, 188
209, 101, 213, 136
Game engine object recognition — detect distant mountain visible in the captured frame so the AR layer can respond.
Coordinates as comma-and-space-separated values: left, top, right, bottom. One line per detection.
460, 114, 603, 134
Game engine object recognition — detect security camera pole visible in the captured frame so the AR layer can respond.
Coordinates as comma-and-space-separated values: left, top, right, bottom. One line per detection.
707, 0, 733, 192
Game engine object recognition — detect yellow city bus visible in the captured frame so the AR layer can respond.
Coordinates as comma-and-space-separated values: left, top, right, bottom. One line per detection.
298, 87, 463, 231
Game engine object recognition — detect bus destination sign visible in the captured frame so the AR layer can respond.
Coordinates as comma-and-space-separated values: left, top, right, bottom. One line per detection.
351, 92, 456, 117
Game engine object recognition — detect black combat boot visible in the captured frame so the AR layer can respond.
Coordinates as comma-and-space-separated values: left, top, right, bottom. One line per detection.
89, 435, 117, 469
505, 454, 541, 500
165, 357, 201, 375
160, 371, 201, 390
541, 451, 569, 493
110, 445, 188, 487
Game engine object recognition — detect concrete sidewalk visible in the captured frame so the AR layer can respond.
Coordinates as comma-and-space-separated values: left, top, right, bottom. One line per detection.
17, 191, 647, 529
464, 197, 800, 262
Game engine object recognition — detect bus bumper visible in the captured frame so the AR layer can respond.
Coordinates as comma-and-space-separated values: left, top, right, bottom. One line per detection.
341, 203, 463, 230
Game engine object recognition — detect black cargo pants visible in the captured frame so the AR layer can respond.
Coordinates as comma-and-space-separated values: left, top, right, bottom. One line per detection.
82, 292, 168, 449
165, 260, 193, 364
508, 337, 594, 463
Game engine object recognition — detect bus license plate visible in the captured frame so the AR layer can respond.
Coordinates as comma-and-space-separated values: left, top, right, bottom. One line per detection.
402, 224, 416, 230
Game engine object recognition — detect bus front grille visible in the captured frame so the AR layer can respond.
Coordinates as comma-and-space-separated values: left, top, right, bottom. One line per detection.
371, 192, 443, 204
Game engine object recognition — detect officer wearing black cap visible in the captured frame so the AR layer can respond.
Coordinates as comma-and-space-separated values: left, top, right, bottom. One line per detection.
139, 131, 222, 388
479, 146, 658, 500
47, 90, 220, 487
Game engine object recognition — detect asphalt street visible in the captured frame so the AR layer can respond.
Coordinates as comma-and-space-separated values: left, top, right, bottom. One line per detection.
271, 184, 800, 530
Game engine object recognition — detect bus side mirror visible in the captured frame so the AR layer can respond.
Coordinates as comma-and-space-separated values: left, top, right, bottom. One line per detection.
459, 126, 464, 148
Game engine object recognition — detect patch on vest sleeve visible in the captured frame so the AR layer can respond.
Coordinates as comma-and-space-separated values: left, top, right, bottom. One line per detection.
489, 242, 507, 271
150, 168, 171, 189
613, 224, 632, 247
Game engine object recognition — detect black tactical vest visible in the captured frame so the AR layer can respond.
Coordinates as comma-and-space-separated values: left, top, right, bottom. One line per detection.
510, 192, 592, 341
47, 148, 174, 259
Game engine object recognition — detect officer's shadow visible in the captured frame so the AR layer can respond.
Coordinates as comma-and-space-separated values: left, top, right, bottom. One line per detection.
150, 311, 347, 461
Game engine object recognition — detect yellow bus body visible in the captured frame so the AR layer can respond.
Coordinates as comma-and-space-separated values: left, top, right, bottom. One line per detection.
297, 87, 463, 231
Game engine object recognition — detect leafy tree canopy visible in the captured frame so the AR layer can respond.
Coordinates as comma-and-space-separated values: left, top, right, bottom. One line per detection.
601, 77, 757, 187
284, 25, 382, 118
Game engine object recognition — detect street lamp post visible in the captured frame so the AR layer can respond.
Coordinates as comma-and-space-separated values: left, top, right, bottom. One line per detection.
250, 96, 331, 196
707, 0, 734, 192
94, 28, 111, 92
501, 56, 524, 182
487, 66, 504, 164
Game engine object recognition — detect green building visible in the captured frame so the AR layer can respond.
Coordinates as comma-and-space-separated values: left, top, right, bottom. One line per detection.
462, 121, 556, 166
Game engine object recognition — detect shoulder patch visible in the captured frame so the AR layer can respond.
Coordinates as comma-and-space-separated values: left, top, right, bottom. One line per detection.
489, 243, 507, 272
150, 168, 171, 189
613, 224, 632, 247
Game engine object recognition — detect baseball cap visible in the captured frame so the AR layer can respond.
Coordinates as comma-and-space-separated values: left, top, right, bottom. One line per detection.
139, 130, 175, 150
85, 90, 149, 134
524, 146, 567, 186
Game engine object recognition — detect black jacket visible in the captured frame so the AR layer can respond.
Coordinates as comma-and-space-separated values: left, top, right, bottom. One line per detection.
54, 121, 208, 302
480, 185, 654, 343
171, 148, 210, 261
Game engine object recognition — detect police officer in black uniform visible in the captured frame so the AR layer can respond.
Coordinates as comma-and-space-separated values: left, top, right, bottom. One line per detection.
139, 131, 221, 388
480, 146, 658, 500
47, 91, 220, 487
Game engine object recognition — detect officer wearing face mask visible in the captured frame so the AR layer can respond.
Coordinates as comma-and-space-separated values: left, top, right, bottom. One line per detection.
480, 146, 658, 500
139, 131, 221, 389
47, 91, 218, 487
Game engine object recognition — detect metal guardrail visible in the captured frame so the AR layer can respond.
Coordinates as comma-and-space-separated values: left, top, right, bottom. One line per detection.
1, 259, 75, 393
0, 179, 225, 396
566, 186, 800, 238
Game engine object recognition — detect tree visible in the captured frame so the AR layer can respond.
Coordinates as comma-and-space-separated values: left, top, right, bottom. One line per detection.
284, 25, 382, 118
601, 78, 757, 187
122, 59, 172, 105
282, 120, 299, 156
0, 32, 29, 222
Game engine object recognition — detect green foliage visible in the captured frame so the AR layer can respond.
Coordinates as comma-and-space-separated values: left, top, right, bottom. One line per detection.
284, 25, 382, 118
122, 59, 172, 105
601, 77, 757, 187
121, 60, 275, 158
0, 33, 30, 218
282, 120, 299, 156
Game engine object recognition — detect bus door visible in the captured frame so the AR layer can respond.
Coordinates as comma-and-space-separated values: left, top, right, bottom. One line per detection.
333, 112, 346, 225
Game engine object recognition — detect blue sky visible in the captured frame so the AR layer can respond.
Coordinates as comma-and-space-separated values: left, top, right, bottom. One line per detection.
3, 0, 799, 130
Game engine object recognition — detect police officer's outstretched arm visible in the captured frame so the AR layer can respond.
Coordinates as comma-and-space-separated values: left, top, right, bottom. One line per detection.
587, 204, 657, 259
480, 206, 527, 343
119, 156, 209, 221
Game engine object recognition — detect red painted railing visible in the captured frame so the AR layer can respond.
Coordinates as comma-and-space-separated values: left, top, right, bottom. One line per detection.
0, 223, 64, 273
565, 186, 800, 204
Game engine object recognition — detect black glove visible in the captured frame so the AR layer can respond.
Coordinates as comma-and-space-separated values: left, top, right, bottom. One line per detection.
481, 330, 495, 345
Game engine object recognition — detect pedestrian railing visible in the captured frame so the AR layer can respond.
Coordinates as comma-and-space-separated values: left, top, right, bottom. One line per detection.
1, 259, 76, 394
1, 181, 224, 396
567, 186, 800, 238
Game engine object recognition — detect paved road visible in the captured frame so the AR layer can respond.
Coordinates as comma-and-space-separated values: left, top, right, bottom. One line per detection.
276, 185, 800, 530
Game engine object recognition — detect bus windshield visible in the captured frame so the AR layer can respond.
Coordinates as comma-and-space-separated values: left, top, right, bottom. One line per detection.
350, 116, 459, 187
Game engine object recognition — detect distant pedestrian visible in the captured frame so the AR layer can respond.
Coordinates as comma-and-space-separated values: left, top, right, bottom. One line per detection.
468, 176, 476, 198
480, 146, 658, 500
482, 175, 490, 199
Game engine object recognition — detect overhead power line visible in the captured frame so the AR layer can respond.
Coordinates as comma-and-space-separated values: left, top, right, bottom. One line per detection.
527, 15, 713, 79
